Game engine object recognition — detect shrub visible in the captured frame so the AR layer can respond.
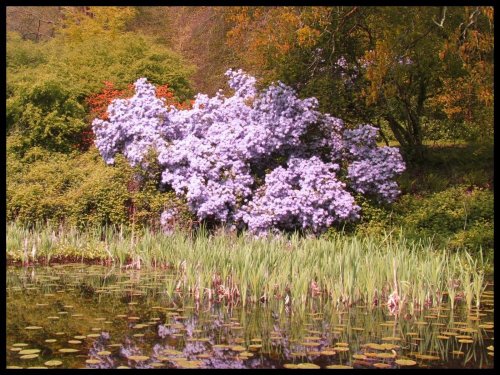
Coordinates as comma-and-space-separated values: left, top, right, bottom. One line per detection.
6, 30, 194, 154
92, 70, 406, 234
7, 139, 189, 228
395, 185, 493, 254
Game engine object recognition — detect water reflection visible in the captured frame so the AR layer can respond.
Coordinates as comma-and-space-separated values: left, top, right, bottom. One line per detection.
6, 265, 494, 369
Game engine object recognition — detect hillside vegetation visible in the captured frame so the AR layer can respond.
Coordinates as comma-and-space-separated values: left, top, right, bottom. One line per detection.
6, 6, 493, 259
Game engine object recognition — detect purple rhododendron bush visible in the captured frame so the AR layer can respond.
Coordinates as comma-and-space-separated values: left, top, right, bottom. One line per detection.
93, 69, 405, 235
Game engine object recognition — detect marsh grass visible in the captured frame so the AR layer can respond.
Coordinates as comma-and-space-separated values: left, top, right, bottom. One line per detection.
6, 222, 489, 311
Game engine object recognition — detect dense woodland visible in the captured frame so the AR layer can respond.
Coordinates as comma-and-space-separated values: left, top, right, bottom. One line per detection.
6, 6, 493, 257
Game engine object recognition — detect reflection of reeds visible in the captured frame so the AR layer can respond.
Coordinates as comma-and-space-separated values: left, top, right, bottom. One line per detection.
6, 222, 489, 313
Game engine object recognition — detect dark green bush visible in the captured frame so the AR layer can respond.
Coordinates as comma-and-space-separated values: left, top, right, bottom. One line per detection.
394, 185, 493, 254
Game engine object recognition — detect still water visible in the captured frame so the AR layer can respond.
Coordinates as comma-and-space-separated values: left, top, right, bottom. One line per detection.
6, 264, 494, 369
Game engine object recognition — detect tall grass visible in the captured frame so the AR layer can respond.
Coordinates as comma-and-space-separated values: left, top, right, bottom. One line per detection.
6, 222, 489, 311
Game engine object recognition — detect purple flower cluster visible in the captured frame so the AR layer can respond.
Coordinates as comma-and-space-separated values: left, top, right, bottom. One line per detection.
92, 78, 170, 166
92, 70, 405, 234
344, 125, 406, 203
237, 157, 360, 234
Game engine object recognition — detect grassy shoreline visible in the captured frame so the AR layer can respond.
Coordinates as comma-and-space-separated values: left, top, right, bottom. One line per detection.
7, 222, 491, 313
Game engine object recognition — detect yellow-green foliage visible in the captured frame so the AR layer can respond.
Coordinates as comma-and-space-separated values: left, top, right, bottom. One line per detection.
398, 186, 493, 253
7, 26, 194, 153
7, 137, 188, 228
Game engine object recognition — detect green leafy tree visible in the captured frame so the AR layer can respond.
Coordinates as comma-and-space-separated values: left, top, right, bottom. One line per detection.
7, 6, 194, 154
224, 6, 494, 161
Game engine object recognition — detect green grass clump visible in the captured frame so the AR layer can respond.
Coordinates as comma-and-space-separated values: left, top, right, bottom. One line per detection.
7, 222, 490, 312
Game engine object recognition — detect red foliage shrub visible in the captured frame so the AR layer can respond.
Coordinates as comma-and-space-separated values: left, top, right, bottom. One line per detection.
76, 81, 192, 151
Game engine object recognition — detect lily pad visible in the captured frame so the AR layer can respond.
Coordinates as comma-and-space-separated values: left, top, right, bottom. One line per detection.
297, 363, 320, 369
18, 349, 41, 355
150, 362, 165, 368
44, 360, 63, 367
230, 345, 247, 352
395, 359, 417, 366
20, 354, 39, 359
373, 363, 391, 368
59, 348, 79, 353
332, 347, 349, 352
127, 355, 150, 362
326, 365, 353, 369
85, 359, 102, 364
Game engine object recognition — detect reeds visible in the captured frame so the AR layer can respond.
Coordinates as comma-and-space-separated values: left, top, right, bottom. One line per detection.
6, 221, 489, 311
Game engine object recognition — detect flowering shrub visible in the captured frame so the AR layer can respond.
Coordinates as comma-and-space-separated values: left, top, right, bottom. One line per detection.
93, 69, 405, 235
81, 81, 191, 151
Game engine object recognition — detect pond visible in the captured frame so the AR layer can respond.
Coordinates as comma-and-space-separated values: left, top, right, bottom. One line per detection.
6, 264, 494, 369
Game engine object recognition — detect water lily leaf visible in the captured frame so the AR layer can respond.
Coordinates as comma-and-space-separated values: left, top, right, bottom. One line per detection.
395, 359, 416, 366
59, 348, 79, 353
127, 355, 150, 361
18, 349, 41, 355
44, 360, 63, 367
20, 354, 39, 359
373, 362, 391, 368
230, 345, 246, 352
297, 363, 320, 369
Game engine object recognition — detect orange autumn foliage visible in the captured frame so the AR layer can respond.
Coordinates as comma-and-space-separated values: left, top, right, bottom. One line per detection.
76, 81, 192, 151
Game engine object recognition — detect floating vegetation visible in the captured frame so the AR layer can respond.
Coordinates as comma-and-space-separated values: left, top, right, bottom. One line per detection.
59, 348, 79, 353
18, 349, 41, 355
6, 264, 494, 369
44, 360, 63, 367
396, 359, 417, 366
85, 359, 102, 364
19, 354, 39, 359
127, 355, 150, 362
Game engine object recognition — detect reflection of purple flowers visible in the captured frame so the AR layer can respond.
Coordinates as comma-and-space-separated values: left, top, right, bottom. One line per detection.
93, 70, 405, 234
